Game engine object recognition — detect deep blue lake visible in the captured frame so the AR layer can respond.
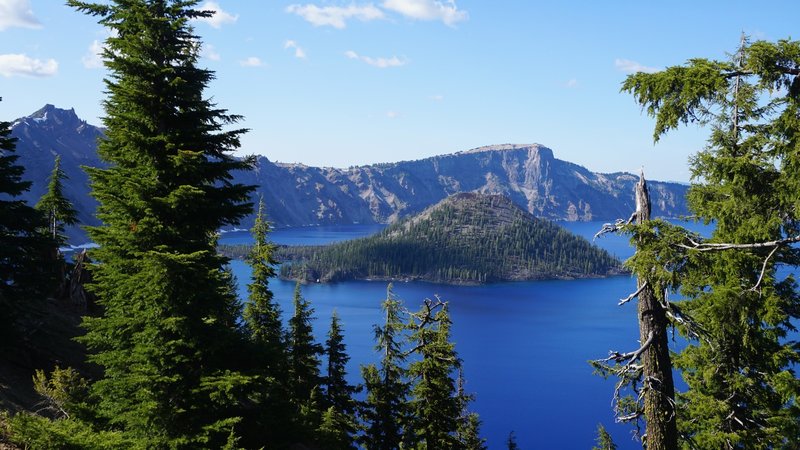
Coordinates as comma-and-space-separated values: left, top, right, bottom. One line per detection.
219, 221, 710, 449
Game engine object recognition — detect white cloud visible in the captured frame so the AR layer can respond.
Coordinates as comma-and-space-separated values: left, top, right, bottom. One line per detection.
0, 53, 57, 77
286, 3, 384, 29
564, 78, 578, 88
0, 0, 41, 31
202, 43, 221, 61
195, 1, 238, 28
614, 58, 659, 74
239, 56, 264, 67
382, 0, 467, 26
430, 94, 444, 101
284, 40, 307, 59
386, 110, 400, 119
345, 50, 407, 68
81, 40, 104, 69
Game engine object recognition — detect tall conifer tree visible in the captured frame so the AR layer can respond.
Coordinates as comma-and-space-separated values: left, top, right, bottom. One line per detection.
287, 282, 324, 434
407, 300, 466, 449
243, 198, 285, 371
621, 37, 800, 448
360, 284, 410, 450
67, 1, 254, 446
317, 311, 358, 448
35, 155, 78, 246
0, 98, 53, 344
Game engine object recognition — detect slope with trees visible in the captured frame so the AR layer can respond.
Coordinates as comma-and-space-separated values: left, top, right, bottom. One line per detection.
278, 192, 622, 284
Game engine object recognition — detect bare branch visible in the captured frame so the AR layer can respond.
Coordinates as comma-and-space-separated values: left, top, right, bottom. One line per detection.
598, 330, 655, 368
750, 245, 780, 293
619, 282, 648, 306
677, 234, 800, 252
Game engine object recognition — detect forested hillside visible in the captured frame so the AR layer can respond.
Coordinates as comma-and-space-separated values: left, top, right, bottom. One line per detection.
277, 193, 621, 283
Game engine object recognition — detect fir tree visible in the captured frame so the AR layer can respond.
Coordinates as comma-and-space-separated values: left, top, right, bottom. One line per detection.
506, 431, 519, 450
243, 198, 285, 371
35, 155, 78, 246
323, 311, 359, 415
287, 282, 324, 432
320, 311, 359, 449
67, 1, 254, 446
0, 98, 53, 345
621, 36, 800, 448
240, 197, 291, 446
407, 300, 465, 448
35, 155, 79, 297
360, 284, 410, 450
592, 424, 617, 450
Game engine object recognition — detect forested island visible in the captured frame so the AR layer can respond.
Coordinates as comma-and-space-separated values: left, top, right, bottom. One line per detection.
221, 193, 622, 284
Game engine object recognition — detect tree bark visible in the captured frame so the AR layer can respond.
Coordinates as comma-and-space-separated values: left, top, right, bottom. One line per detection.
634, 175, 678, 450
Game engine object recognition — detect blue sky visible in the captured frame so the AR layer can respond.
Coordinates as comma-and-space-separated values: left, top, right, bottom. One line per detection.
1, 0, 797, 182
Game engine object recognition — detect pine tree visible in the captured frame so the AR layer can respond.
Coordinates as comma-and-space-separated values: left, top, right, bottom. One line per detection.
592, 424, 617, 450
287, 282, 324, 433
35, 155, 79, 297
456, 369, 486, 450
35, 155, 78, 246
621, 36, 800, 448
506, 431, 519, 450
240, 198, 291, 446
319, 311, 358, 448
0, 98, 54, 345
407, 300, 464, 449
243, 198, 285, 371
67, 1, 254, 446
360, 284, 410, 450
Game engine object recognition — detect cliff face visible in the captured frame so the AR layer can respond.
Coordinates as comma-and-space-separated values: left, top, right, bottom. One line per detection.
11, 106, 689, 243
245, 143, 688, 227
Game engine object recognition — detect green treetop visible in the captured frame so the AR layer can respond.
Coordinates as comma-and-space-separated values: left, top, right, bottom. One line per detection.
287, 282, 324, 433
243, 198, 284, 371
35, 155, 78, 246
407, 300, 470, 449
622, 36, 800, 449
67, 0, 254, 446
316, 311, 359, 449
360, 284, 411, 450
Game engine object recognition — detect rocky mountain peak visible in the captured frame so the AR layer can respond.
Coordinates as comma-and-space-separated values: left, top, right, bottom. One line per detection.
19, 104, 86, 131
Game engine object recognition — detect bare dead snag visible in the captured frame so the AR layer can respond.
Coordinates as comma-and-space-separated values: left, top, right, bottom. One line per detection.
633, 174, 678, 450
593, 173, 678, 450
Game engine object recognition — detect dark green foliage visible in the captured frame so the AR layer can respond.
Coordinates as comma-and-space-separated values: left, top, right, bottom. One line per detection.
360, 286, 483, 449
407, 300, 464, 448
239, 198, 293, 446
287, 282, 324, 431
243, 198, 285, 374
592, 424, 617, 450
280, 193, 620, 283
316, 406, 357, 450
360, 284, 411, 450
622, 36, 800, 449
321, 311, 359, 447
35, 155, 78, 246
67, 0, 254, 446
457, 412, 487, 450
506, 431, 519, 450
0, 99, 54, 345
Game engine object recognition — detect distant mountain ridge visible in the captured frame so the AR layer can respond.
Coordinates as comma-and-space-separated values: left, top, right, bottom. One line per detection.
9, 105, 689, 243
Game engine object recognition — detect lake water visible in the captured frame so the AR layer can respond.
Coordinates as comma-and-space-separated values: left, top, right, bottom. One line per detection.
220, 221, 709, 449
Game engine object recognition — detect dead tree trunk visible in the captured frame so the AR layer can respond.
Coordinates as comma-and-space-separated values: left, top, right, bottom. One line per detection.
634, 175, 678, 450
